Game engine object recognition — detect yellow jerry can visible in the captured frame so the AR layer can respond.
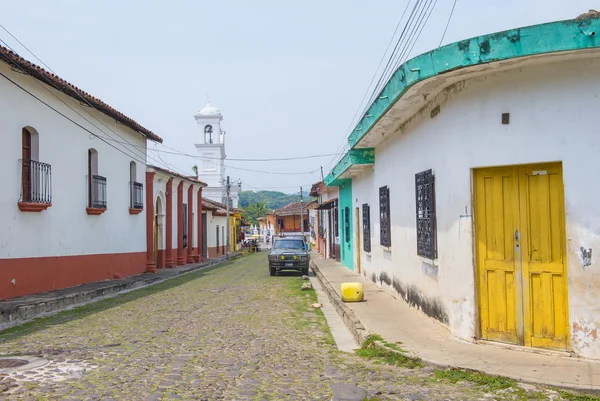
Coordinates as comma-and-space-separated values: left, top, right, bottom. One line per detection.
341, 282, 364, 302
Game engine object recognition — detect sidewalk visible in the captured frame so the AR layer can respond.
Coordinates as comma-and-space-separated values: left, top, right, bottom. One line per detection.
0, 252, 242, 330
311, 256, 600, 392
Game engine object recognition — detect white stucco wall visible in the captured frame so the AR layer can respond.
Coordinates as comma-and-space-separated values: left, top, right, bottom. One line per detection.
351, 56, 600, 358
205, 212, 227, 257
0, 61, 148, 258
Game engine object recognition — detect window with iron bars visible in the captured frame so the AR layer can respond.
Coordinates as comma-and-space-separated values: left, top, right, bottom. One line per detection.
379, 186, 391, 247
415, 169, 437, 259
344, 206, 350, 243
362, 203, 371, 252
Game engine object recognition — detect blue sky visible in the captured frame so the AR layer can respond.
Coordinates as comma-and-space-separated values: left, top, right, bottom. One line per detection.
1, 0, 593, 192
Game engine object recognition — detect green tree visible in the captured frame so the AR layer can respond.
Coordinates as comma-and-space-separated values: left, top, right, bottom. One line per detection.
244, 202, 268, 225
192, 165, 198, 176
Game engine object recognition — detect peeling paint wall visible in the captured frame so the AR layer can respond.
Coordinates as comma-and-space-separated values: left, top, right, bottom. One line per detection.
351, 56, 600, 358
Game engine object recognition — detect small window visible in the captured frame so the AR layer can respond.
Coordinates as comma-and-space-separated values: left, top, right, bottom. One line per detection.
130, 161, 143, 209
333, 201, 339, 237
379, 186, 391, 247
415, 169, 437, 259
88, 149, 106, 209
183, 204, 188, 248
216, 225, 220, 249
362, 204, 371, 252
344, 207, 350, 243
19, 127, 51, 205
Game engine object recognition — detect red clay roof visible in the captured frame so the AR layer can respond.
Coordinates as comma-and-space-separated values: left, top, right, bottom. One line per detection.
148, 165, 207, 186
274, 201, 311, 216
0, 45, 163, 143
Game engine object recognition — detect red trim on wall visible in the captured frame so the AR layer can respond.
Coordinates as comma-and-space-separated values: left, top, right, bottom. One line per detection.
17, 202, 52, 212
86, 207, 106, 215
165, 178, 174, 268
187, 184, 194, 263
129, 208, 143, 215
145, 171, 156, 273
176, 182, 185, 265
207, 246, 223, 258
0, 252, 145, 300
197, 187, 203, 262
157, 249, 165, 269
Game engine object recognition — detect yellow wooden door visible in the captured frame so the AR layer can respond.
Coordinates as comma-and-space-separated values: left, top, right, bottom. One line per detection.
475, 163, 569, 350
519, 163, 569, 350
475, 166, 521, 344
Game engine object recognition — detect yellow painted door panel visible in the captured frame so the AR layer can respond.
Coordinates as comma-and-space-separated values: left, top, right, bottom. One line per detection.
475, 167, 520, 344
519, 164, 569, 350
475, 163, 569, 351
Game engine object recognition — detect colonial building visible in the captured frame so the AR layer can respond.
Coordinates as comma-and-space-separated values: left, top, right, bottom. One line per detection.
272, 202, 310, 235
194, 101, 241, 208
324, 16, 600, 359
0, 45, 163, 299
312, 182, 340, 262
146, 166, 207, 269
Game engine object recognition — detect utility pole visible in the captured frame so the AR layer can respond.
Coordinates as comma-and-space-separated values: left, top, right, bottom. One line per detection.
225, 176, 230, 260
300, 186, 304, 239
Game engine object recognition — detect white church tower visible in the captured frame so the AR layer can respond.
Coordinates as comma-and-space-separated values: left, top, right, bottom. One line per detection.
194, 101, 240, 208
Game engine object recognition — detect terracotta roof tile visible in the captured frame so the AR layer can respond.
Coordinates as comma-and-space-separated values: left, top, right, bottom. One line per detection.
274, 201, 311, 216
0, 45, 163, 143
148, 165, 207, 186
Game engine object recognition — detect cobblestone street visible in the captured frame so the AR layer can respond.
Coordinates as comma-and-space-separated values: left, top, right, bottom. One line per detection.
0, 254, 573, 400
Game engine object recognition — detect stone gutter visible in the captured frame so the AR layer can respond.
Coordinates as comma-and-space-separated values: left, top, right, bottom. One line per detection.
0, 252, 243, 330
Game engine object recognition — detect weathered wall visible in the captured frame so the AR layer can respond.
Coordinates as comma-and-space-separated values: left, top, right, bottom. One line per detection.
351, 56, 600, 358
0, 62, 148, 298
338, 180, 354, 271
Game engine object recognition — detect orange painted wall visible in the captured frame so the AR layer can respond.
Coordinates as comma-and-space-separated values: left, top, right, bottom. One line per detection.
277, 215, 308, 231
265, 214, 275, 229
0, 252, 145, 300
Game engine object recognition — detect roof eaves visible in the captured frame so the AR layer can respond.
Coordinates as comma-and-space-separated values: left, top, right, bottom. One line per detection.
0, 45, 163, 143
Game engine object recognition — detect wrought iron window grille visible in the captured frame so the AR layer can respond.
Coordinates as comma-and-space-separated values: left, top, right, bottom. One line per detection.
379, 186, 391, 247
415, 169, 437, 259
362, 203, 371, 252
19, 159, 52, 204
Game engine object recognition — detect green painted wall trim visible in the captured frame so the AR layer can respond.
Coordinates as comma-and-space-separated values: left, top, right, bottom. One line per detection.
324, 148, 374, 187
339, 181, 354, 271
346, 17, 600, 149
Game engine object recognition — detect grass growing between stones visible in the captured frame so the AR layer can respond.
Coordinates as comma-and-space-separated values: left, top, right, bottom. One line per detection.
0, 260, 235, 342
355, 334, 423, 369
434, 368, 516, 391
284, 275, 337, 347
433, 368, 600, 401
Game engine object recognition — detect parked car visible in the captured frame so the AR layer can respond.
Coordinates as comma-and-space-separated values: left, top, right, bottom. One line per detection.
268, 235, 310, 276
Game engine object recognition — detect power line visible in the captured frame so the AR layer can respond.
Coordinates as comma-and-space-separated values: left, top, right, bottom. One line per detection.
325, 0, 415, 170
0, 70, 152, 168
439, 0, 458, 47
0, 27, 188, 176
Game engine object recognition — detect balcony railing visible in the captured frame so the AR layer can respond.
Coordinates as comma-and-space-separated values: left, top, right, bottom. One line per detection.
89, 175, 107, 209
19, 159, 52, 204
130, 181, 143, 209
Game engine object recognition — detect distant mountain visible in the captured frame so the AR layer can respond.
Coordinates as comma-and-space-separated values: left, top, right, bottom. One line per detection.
239, 190, 312, 210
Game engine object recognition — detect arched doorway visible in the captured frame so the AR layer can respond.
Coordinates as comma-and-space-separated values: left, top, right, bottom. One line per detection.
155, 196, 164, 268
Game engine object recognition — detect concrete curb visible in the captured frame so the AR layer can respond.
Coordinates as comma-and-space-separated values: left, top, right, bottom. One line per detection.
310, 260, 600, 394
0, 252, 244, 330
310, 260, 368, 346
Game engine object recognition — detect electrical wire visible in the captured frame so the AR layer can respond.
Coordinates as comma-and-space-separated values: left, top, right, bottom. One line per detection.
0, 28, 182, 175
324, 0, 416, 170
439, 0, 458, 47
